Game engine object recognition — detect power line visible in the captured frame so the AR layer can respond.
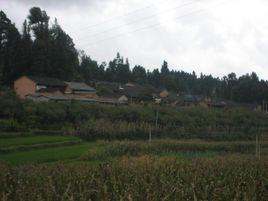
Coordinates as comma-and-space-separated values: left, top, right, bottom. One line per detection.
4, 0, 228, 63
78, 0, 228, 48
2, 0, 205, 52
66, 0, 176, 34
75, 0, 201, 42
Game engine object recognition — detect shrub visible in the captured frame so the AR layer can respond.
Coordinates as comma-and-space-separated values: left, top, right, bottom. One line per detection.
0, 119, 25, 132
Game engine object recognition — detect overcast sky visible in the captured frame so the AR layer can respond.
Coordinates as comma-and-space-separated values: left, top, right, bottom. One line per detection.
2, 0, 268, 79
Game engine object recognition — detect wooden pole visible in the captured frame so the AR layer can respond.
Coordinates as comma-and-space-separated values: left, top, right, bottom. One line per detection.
155, 110, 159, 129
149, 125, 152, 143
258, 128, 261, 160
258, 142, 261, 160
256, 134, 258, 158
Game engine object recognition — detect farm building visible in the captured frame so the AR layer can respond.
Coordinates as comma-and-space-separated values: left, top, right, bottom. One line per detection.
14, 76, 67, 99
65, 82, 97, 98
14, 76, 97, 99
14, 76, 128, 105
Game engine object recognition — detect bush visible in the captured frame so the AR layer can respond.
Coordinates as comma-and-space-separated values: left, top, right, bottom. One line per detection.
0, 119, 25, 132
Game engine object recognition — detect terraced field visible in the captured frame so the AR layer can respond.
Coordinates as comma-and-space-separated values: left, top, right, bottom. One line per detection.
0, 135, 96, 165
1, 135, 268, 166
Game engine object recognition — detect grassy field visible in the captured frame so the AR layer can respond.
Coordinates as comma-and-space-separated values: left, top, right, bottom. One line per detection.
0, 135, 89, 165
0, 135, 79, 147
0, 143, 96, 165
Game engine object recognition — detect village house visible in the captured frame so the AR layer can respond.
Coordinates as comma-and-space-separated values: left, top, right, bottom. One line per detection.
96, 81, 154, 103
120, 84, 154, 103
64, 82, 97, 98
14, 75, 97, 99
14, 76, 128, 105
14, 76, 67, 99
182, 95, 209, 107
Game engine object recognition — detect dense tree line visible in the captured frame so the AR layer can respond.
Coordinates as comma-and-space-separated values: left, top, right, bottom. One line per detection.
1, 8, 268, 103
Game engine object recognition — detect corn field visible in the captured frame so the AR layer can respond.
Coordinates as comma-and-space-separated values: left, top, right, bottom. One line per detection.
1, 156, 268, 201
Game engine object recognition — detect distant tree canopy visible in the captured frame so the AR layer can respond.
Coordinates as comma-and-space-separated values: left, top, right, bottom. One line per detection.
0, 8, 268, 103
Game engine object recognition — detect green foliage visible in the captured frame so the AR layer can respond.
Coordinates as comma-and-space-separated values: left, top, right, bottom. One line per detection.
78, 119, 151, 140
0, 135, 79, 148
83, 140, 268, 161
0, 96, 268, 140
0, 119, 24, 132
0, 11, 23, 85
0, 143, 92, 165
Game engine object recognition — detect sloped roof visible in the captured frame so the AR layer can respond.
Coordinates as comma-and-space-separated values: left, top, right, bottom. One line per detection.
122, 85, 153, 100
96, 81, 120, 91
65, 82, 96, 92
98, 91, 125, 99
26, 93, 69, 101
28, 76, 67, 87
37, 88, 61, 93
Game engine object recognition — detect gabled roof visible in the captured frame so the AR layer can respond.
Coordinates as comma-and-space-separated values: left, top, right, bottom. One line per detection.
65, 82, 96, 92
28, 76, 67, 87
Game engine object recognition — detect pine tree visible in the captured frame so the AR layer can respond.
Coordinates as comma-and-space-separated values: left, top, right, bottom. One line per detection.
27, 7, 51, 76
49, 18, 78, 80
19, 20, 33, 75
0, 11, 22, 85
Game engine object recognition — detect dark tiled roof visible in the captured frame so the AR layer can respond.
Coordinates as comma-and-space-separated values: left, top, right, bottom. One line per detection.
183, 95, 205, 102
37, 88, 61, 93
98, 91, 125, 99
65, 82, 96, 92
28, 76, 67, 87
122, 85, 153, 100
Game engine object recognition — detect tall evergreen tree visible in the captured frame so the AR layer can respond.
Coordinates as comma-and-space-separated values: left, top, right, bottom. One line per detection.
115, 57, 131, 83
27, 7, 51, 76
78, 51, 98, 82
49, 19, 78, 80
19, 20, 33, 75
0, 11, 22, 85
132, 65, 147, 84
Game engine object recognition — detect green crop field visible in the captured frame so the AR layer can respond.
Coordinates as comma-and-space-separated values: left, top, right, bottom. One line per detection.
1, 134, 268, 165
0, 135, 92, 165
0, 143, 95, 165
0, 135, 79, 147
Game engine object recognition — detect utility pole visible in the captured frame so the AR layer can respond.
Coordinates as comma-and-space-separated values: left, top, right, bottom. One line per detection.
256, 133, 258, 158
262, 100, 268, 113
258, 140, 261, 160
155, 109, 159, 129
149, 125, 152, 143
255, 128, 261, 160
